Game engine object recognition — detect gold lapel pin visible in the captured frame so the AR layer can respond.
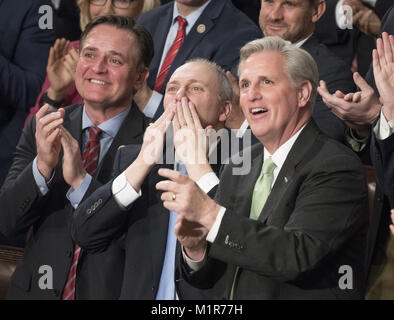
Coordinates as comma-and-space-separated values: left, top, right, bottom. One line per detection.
197, 24, 206, 34
117, 145, 126, 150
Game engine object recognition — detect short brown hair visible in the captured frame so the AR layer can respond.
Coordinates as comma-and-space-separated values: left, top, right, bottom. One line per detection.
79, 14, 154, 71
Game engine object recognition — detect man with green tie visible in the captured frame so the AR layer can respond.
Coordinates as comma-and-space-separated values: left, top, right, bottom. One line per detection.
156, 36, 369, 300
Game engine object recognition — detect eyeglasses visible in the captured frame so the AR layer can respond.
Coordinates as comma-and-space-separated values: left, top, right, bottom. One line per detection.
90, 0, 135, 10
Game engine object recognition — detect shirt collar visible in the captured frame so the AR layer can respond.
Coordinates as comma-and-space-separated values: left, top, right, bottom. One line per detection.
82, 105, 130, 138
264, 123, 307, 171
172, 0, 212, 31
294, 34, 312, 48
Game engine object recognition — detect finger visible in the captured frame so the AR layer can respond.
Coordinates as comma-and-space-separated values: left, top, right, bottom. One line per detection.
157, 168, 187, 183
189, 101, 203, 130
46, 127, 61, 144
47, 46, 55, 66
68, 48, 79, 60
43, 117, 64, 137
176, 100, 186, 127
155, 179, 179, 193
335, 90, 346, 98
382, 32, 393, 65
39, 109, 64, 127
353, 72, 372, 92
344, 93, 354, 101
161, 191, 177, 202
372, 49, 381, 76
353, 91, 362, 103
317, 80, 330, 97
36, 104, 51, 123
182, 97, 194, 128
376, 37, 386, 67
173, 112, 180, 132
390, 35, 394, 57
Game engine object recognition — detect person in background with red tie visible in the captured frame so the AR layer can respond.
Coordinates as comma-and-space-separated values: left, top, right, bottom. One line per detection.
0, 15, 153, 300
136, 0, 262, 120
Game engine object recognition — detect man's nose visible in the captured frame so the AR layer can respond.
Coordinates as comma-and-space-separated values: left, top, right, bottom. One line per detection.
268, 4, 284, 21
175, 87, 187, 101
92, 56, 107, 73
247, 83, 262, 101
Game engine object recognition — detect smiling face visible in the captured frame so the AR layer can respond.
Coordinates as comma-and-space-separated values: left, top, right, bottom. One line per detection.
259, 0, 324, 44
239, 50, 311, 152
163, 61, 228, 130
75, 24, 145, 112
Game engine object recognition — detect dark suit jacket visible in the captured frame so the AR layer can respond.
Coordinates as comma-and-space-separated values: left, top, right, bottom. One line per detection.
0, 0, 55, 187
181, 120, 369, 299
366, 124, 394, 275
0, 103, 149, 299
72, 142, 223, 299
301, 35, 356, 143
137, 0, 262, 118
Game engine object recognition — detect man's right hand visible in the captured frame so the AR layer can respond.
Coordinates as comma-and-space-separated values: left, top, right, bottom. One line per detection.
175, 215, 208, 262
123, 104, 175, 192
317, 72, 381, 136
35, 105, 65, 181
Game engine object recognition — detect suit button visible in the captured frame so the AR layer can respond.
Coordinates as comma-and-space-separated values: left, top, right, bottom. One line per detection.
152, 286, 155, 292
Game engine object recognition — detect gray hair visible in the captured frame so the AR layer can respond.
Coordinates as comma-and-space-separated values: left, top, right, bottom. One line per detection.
186, 58, 233, 104
238, 36, 319, 110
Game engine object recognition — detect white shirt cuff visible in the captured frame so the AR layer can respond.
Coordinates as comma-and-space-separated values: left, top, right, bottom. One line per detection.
374, 108, 394, 140
206, 206, 226, 243
196, 172, 219, 194
182, 245, 207, 272
112, 171, 141, 210
336, 0, 350, 30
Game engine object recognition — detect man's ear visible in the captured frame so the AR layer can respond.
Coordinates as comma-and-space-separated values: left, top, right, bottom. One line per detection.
133, 67, 149, 92
298, 80, 312, 108
219, 100, 232, 122
311, 0, 326, 23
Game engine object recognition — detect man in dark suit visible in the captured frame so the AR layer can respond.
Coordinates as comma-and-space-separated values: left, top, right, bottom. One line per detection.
0, 15, 152, 299
258, 0, 356, 143
71, 59, 235, 299
0, 0, 55, 188
137, 0, 262, 119
157, 37, 368, 299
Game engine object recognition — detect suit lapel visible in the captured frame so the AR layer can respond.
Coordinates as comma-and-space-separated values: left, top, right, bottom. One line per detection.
258, 120, 322, 222
162, 0, 226, 89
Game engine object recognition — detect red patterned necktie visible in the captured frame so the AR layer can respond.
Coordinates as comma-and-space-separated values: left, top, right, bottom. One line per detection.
154, 16, 187, 93
62, 126, 102, 300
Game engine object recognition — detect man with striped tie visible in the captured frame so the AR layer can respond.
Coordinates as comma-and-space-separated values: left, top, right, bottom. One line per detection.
0, 15, 152, 299
71, 59, 234, 299
159, 36, 369, 300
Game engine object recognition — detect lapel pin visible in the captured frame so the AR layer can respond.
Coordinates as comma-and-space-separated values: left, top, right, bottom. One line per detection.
118, 145, 126, 150
197, 24, 206, 34
284, 177, 288, 183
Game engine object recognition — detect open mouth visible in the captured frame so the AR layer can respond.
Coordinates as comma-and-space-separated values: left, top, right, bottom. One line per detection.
251, 108, 268, 115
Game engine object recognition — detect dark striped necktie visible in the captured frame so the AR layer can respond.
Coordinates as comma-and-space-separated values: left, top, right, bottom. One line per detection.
62, 126, 102, 300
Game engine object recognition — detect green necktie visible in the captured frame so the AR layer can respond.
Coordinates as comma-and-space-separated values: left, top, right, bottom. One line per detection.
249, 157, 276, 220
229, 157, 276, 300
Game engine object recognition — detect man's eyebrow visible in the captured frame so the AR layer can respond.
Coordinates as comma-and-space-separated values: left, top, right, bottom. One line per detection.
81, 47, 126, 59
82, 46, 98, 52
109, 50, 126, 59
